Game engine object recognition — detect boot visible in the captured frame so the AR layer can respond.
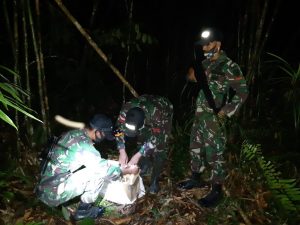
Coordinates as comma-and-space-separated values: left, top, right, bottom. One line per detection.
72, 202, 105, 220
139, 156, 152, 176
177, 172, 206, 190
198, 183, 223, 207
149, 152, 165, 194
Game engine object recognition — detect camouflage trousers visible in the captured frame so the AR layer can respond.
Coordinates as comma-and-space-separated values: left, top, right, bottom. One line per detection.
36, 161, 121, 207
189, 109, 226, 183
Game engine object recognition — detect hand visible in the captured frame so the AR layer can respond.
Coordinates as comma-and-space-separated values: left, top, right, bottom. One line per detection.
186, 67, 197, 83
217, 110, 227, 124
119, 149, 128, 166
121, 164, 140, 175
128, 152, 142, 166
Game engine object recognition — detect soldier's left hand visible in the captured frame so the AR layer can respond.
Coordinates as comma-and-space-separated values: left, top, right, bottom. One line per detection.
217, 110, 226, 119
128, 152, 142, 166
217, 110, 227, 124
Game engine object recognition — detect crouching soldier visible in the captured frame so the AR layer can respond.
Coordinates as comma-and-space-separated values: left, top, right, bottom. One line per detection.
115, 94, 173, 193
35, 114, 138, 220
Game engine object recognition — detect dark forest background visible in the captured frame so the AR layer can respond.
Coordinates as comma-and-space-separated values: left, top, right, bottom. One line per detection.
0, 0, 299, 224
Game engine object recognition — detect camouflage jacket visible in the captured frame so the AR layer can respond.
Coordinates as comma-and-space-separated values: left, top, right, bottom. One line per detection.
40, 129, 120, 181
197, 51, 248, 117
116, 95, 173, 155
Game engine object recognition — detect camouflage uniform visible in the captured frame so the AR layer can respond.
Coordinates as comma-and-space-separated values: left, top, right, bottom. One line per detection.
116, 94, 173, 159
36, 129, 122, 207
190, 51, 248, 183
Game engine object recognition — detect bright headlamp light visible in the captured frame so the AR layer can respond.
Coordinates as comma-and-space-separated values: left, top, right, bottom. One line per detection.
125, 123, 136, 131
201, 30, 211, 39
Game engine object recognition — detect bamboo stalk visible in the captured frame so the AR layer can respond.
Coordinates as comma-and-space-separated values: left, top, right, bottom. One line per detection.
21, 0, 34, 137
35, 0, 50, 135
54, 0, 139, 98
26, 0, 48, 136
13, 0, 21, 153
123, 0, 134, 103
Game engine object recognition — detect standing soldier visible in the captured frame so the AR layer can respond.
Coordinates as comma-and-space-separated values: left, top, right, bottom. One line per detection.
178, 27, 249, 207
116, 94, 173, 193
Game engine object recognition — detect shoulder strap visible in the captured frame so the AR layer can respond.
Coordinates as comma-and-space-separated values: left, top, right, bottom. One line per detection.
194, 63, 219, 114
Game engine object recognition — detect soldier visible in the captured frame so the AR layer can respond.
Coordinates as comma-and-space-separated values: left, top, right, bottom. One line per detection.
178, 27, 249, 207
116, 94, 173, 193
35, 114, 138, 220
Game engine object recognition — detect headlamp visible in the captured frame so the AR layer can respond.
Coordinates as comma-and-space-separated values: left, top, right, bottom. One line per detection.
125, 123, 136, 131
201, 30, 210, 39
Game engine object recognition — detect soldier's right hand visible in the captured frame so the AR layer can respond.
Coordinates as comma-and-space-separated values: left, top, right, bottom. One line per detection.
118, 148, 128, 165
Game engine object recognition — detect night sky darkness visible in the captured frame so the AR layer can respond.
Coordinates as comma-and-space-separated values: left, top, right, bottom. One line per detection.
0, 0, 299, 123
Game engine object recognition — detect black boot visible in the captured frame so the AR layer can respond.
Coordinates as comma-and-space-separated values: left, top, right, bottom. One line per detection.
72, 202, 105, 220
178, 172, 206, 190
149, 153, 165, 194
198, 183, 223, 207
139, 156, 152, 176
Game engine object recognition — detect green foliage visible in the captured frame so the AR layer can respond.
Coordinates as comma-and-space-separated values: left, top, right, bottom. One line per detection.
169, 116, 194, 179
241, 141, 300, 216
0, 65, 43, 130
94, 23, 158, 52
267, 53, 300, 130
0, 168, 35, 206
77, 218, 95, 225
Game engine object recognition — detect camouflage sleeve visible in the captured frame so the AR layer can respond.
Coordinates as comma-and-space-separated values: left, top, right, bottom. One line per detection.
75, 142, 121, 179
70, 142, 103, 171
138, 115, 168, 155
222, 62, 249, 117
115, 102, 133, 150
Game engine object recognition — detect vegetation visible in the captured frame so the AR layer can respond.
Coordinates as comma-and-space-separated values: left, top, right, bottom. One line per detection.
0, 0, 299, 224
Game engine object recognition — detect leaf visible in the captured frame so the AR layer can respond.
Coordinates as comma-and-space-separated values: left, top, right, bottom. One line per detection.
78, 217, 95, 225
4, 100, 43, 123
142, 34, 147, 43
134, 24, 140, 33
0, 83, 22, 102
0, 65, 20, 79
0, 91, 8, 110
0, 109, 18, 130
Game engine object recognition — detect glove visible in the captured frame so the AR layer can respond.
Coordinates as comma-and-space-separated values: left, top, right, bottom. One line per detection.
113, 128, 124, 137
128, 152, 142, 166
139, 142, 155, 156
118, 148, 128, 166
105, 165, 122, 181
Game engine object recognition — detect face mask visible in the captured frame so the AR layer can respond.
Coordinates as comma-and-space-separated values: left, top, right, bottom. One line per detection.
204, 47, 218, 59
94, 130, 105, 143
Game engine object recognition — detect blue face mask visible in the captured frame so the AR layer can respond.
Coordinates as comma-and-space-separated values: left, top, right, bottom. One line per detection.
204, 47, 218, 59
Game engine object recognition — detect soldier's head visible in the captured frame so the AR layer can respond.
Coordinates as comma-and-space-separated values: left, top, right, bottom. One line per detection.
89, 114, 115, 143
194, 27, 223, 60
124, 107, 145, 137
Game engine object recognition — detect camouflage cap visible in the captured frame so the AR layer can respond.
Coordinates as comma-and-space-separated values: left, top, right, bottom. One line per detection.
89, 114, 114, 140
124, 107, 145, 137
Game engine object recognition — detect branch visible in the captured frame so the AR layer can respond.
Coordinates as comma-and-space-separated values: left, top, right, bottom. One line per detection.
53, 0, 139, 98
